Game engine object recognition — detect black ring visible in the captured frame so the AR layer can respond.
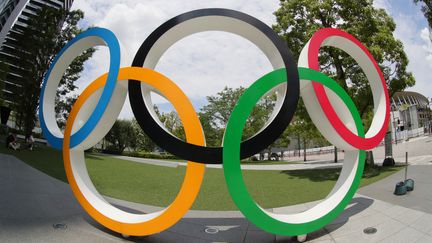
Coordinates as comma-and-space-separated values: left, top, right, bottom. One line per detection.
129, 8, 299, 164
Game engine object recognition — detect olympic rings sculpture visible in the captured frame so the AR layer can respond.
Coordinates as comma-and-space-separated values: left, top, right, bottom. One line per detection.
39, 9, 389, 237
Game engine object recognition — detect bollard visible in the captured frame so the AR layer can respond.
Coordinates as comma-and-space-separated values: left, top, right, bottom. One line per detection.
405, 179, 414, 191
394, 181, 407, 195
405, 152, 408, 181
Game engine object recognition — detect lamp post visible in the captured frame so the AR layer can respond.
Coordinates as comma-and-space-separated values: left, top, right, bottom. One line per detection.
392, 110, 398, 145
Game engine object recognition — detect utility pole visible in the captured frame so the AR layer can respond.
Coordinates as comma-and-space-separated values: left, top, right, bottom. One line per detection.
334, 146, 337, 163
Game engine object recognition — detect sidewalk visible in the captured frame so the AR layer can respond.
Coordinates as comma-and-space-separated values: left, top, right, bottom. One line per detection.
106, 154, 344, 171
102, 135, 432, 171
360, 164, 432, 214
1, 153, 431, 242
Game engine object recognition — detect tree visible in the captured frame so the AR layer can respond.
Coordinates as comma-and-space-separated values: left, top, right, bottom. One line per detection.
273, 0, 415, 163
273, 0, 415, 117
198, 111, 222, 147
158, 110, 186, 141
105, 119, 136, 154
0, 61, 9, 106
11, 7, 93, 135
200, 86, 277, 145
55, 49, 94, 129
286, 100, 327, 161
131, 118, 156, 152
415, 0, 432, 39
268, 128, 291, 160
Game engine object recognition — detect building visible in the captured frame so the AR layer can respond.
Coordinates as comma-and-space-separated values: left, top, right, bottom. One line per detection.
390, 91, 431, 141
0, 0, 73, 106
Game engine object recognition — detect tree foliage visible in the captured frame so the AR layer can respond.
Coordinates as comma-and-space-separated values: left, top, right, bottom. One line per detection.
131, 118, 156, 152
273, 0, 415, 116
105, 119, 135, 154
272, 0, 415, 157
55, 48, 94, 129
158, 110, 186, 141
415, 0, 432, 36
0, 61, 9, 106
11, 7, 93, 134
151, 86, 285, 155
200, 86, 280, 147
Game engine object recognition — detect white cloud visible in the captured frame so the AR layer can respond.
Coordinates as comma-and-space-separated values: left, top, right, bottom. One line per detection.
420, 27, 432, 65
373, 0, 391, 12
70, 0, 280, 119
71, 0, 432, 120
390, 12, 432, 99
371, 1, 432, 100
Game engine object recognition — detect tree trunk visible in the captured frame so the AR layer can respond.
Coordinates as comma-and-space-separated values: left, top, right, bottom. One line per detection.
318, 13, 348, 91
334, 146, 338, 163
384, 131, 393, 157
366, 151, 375, 167
298, 135, 301, 158
303, 139, 307, 162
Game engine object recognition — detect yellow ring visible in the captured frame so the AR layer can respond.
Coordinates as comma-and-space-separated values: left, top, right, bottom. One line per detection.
63, 67, 205, 235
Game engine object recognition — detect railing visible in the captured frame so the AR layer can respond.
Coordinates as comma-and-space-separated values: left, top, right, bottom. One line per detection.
260, 126, 430, 159
394, 127, 425, 143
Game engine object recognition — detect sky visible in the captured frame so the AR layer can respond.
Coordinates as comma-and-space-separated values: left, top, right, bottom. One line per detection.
70, 0, 432, 119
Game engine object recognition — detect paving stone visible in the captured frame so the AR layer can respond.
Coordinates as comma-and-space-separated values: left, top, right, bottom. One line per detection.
244, 230, 274, 243
1, 153, 431, 242
415, 234, 432, 243
379, 226, 425, 243
409, 214, 432, 234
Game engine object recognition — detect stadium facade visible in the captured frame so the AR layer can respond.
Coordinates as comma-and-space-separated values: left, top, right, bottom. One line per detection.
390, 91, 431, 141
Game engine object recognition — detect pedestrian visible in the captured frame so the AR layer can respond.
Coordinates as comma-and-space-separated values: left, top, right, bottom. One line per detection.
25, 134, 34, 151
6, 132, 20, 150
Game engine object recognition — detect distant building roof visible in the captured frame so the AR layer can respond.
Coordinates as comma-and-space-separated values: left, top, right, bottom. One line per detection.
391, 91, 430, 110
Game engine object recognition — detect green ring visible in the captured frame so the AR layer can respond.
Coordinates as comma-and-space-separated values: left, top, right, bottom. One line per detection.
222, 67, 365, 236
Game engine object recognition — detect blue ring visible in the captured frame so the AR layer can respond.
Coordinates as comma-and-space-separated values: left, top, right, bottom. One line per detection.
39, 27, 120, 149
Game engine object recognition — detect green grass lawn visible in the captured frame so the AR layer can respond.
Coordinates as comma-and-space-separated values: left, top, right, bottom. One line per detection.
0, 144, 403, 210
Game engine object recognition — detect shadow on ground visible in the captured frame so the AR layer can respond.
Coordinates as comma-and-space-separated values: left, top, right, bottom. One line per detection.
80, 197, 373, 243
280, 168, 340, 182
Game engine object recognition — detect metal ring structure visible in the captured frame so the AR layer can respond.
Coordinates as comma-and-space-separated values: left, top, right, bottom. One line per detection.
129, 8, 299, 164
63, 67, 206, 236
298, 28, 390, 151
223, 67, 365, 236
38, 14, 390, 237
39, 27, 121, 150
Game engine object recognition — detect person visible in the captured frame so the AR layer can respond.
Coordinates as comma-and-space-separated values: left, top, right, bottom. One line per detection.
25, 134, 34, 151
6, 133, 20, 150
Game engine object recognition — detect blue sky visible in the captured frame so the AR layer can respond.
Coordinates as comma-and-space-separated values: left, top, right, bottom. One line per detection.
374, 0, 432, 99
70, 0, 432, 118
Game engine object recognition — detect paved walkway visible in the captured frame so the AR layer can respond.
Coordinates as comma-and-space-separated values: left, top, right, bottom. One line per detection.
103, 135, 432, 171
1, 153, 432, 242
360, 165, 432, 214
105, 154, 344, 170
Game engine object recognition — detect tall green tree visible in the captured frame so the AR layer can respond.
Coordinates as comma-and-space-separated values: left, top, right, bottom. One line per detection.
286, 99, 327, 161
0, 61, 9, 106
200, 86, 277, 145
273, 0, 415, 162
198, 111, 222, 147
11, 7, 93, 135
415, 0, 432, 36
131, 118, 156, 152
157, 110, 186, 141
105, 119, 136, 154
273, 0, 415, 117
55, 50, 94, 129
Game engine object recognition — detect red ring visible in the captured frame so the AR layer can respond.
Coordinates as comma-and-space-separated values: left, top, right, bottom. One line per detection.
308, 28, 390, 150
